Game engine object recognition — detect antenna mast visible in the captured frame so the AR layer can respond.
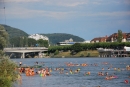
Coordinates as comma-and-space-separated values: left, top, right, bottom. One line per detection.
3, 0, 6, 24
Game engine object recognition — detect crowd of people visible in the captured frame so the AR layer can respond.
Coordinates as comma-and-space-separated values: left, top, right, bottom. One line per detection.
17, 61, 130, 85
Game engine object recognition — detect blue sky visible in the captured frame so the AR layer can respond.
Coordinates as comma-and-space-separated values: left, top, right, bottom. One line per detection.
0, 0, 130, 40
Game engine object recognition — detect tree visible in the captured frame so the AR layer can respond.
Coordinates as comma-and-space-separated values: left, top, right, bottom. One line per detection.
0, 58, 19, 87
37, 39, 49, 47
117, 30, 123, 43
0, 25, 8, 50
0, 25, 8, 57
28, 38, 37, 47
54, 50, 59, 55
0, 25, 19, 87
71, 43, 83, 52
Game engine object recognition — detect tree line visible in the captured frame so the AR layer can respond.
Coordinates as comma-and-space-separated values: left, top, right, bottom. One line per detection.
8, 37, 49, 48
48, 42, 130, 53
48, 29, 130, 54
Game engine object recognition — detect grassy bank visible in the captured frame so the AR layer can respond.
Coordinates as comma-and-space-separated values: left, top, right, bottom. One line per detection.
52, 50, 99, 58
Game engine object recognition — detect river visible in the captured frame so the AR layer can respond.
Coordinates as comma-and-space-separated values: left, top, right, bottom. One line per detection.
11, 57, 130, 87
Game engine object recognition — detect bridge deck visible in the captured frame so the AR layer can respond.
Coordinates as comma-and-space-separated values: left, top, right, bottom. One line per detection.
4, 47, 48, 58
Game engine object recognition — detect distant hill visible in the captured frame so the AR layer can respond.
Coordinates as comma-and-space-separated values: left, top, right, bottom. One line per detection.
42, 33, 85, 45
0, 24, 85, 45
0, 24, 28, 38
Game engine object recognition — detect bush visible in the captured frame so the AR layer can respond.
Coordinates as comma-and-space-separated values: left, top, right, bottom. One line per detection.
54, 50, 59, 55
80, 54, 84, 57
87, 53, 90, 57
0, 57, 19, 87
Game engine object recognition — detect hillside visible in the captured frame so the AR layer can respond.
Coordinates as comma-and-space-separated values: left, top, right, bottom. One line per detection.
0, 24, 85, 45
1, 24, 28, 38
42, 33, 85, 45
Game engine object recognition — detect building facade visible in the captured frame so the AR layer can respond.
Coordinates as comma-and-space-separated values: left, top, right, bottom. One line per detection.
91, 33, 130, 43
28, 34, 49, 41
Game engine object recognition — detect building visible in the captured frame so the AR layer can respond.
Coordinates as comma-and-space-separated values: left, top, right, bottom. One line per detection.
91, 36, 107, 43
28, 34, 49, 41
83, 40, 90, 43
57, 38, 90, 45
57, 38, 76, 45
106, 33, 130, 42
91, 33, 130, 43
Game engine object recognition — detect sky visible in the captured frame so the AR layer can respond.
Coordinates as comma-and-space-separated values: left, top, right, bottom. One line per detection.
0, 0, 130, 41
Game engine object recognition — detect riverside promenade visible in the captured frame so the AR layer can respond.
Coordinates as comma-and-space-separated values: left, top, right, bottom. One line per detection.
97, 46, 130, 57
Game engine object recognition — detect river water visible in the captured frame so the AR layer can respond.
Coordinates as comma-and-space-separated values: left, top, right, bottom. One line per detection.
11, 57, 130, 87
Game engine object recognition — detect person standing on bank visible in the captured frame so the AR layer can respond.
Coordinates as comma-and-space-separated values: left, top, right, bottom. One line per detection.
19, 61, 22, 67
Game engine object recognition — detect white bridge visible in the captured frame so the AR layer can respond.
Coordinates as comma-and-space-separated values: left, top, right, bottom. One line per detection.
4, 47, 48, 58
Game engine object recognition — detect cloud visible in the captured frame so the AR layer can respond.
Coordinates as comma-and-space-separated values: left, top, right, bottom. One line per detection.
124, 0, 130, 4
4, 0, 89, 7
4, 0, 41, 3
46, 0, 88, 7
99, 11, 130, 17
84, 11, 130, 17
5, 7, 74, 19
1, 0, 130, 19
5, 6, 130, 19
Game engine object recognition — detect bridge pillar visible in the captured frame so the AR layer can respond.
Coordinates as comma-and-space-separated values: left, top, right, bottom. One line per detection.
22, 52, 25, 59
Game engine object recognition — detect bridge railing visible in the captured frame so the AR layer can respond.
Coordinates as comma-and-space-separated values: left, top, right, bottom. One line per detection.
97, 48, 127, 52
4, 47, 48, 50
97, 48, 114, 52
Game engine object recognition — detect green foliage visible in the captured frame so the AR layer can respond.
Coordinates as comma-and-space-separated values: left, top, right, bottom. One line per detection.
9, 37, 49, 47
0, 24, 19, 87
0, 50, 6, 58
117, 30, 123, 43
1, 24, 85, 46
48, 45, 72, 54
1, 24, 28, 38
48, 42, 130, 55
28, 38, 37, 47
0, 57, 19, 87
80, 53, 84, 57
0, 25, 8, 50
42, 33, 85, 45
37, 39, 49, 47
87, 53, 90, 57
71, 43, 83, 52
9, 36, 31, 47
54, 50, 59, 55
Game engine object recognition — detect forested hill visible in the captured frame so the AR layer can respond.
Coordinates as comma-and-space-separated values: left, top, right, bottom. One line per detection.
1, 24, 28, 38
1, 24, 85, 45
42, 33, 85, 45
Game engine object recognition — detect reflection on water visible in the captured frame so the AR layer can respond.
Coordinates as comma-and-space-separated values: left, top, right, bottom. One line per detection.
12, 58, 130, 87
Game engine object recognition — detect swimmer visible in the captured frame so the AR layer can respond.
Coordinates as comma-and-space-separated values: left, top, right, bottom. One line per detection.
102, 68, 104, 70
124, 80, 129, 84
117, 68, 120, 71
108, 68, 110, 70
70, 70, 73, 74
87, 71, 91, 75
114, 68, 117, 71
65, 72, 69, 75
105, 72, 108, 76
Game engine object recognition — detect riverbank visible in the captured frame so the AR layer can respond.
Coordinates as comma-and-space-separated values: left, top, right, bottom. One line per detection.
50, 50, 99, 58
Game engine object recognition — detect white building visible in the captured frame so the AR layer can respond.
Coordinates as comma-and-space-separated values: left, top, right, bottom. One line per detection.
28, 34, 49, 41
83, 40, 90, 43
